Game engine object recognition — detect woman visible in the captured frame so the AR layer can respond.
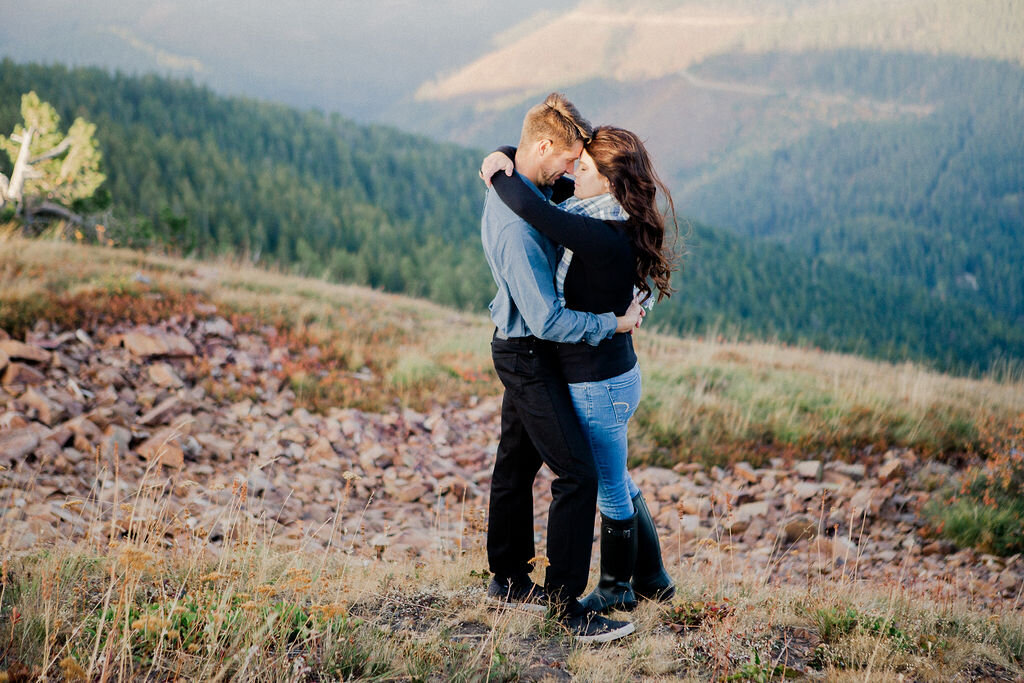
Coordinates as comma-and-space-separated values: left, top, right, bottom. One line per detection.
480, 127, 678, 613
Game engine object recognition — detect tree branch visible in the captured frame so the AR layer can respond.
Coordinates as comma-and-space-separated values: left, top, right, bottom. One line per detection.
32, 201, 83, 225
7, 126, 35, 202
28, 136, 71, 165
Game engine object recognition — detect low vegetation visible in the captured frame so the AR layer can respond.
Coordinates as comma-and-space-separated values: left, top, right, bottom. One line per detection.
924, 417, 1024, 556
2, 237, 1020, 471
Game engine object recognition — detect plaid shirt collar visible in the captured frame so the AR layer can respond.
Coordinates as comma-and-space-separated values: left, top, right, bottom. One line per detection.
559, 192, 629, 221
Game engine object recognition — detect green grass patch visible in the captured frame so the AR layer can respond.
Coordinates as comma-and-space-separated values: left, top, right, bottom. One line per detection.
924, 419, 1024, 556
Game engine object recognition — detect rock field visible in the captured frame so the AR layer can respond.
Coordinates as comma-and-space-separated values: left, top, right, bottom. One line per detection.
1, 310, 1020, 611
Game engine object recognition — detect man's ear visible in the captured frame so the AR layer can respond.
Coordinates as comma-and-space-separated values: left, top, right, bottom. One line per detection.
536, 139, 552, 157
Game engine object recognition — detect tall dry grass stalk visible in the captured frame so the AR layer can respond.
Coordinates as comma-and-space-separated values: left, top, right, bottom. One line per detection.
0, 442, 537, 681
3, 451, 1023, 680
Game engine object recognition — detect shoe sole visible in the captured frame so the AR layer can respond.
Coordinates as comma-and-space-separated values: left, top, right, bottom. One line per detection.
573, 621, 636, 645
484, 594, 548, 613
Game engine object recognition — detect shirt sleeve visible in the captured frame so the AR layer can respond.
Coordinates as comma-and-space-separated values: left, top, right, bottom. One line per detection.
495, 222, 616, 345
491, 171, 625, 264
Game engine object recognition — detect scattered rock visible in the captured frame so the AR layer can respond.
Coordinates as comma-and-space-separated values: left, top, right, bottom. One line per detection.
20, 387, 65, 426
997, 569, 1021, 592
136, 428, 185, 468
138, 396, 185, 426
0, 307, 1013, 612
849, 487, 882, 517
393, 482, 430, 503
831, 462, 867, 481
735, 501, 770, 521
148, 363, 184, 388
734, 461, 760, 484
202, 317, 235, 339
782, 516, 818, 543
723, 517, 750, 535
3, 362, 46, 385
121, 330, 196, 357
102, 425, 133, 458
0, 339, 51, 363
878, 459, 905, 483
680, 496, 711, 517
921, 540, 955, 557
0, 428, 40, 460
792, 482, 822, 500
795, 460, 824, 481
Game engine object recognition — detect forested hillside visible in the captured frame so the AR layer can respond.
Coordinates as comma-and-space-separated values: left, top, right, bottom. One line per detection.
681, 51, 1024, 325
2, 60, 1021, 371
0, 60, 491, 309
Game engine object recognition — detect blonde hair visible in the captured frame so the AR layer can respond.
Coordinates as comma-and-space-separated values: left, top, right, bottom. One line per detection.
519, 92, 593, 150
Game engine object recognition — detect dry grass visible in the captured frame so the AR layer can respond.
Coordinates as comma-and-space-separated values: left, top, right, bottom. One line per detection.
2, 237, 1021, 471
2, 236, 1024, 679
2, 452, 1023, 682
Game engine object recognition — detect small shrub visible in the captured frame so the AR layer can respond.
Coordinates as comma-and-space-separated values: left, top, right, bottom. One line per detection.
925, 416, 1024, 556
813, 606, 860, 644
726, 649, 798, 681
665, 598, 733, 631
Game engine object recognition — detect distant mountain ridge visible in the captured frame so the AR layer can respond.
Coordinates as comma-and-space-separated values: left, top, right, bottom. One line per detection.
415, 0, 1024, 102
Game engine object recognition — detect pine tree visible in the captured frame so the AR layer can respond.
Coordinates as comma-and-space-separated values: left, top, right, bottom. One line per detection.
0, 91, 105, 229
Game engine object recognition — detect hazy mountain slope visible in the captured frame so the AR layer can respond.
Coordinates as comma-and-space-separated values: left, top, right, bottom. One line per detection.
678, 51, 1024, 322
0, 0, 569, 121
415, 0, 1024, 102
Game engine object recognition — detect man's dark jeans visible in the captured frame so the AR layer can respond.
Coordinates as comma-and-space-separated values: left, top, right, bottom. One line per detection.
487, 334, 598, 602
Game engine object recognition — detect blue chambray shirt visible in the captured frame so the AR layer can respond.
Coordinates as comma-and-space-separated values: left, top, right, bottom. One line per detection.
481, 172, 616, 345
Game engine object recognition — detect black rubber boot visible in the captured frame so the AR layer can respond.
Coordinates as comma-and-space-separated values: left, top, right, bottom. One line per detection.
580, 512, 638, 613
631, 492, 675, 603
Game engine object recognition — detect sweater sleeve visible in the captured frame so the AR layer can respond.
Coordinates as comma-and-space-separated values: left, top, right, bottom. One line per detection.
550, 176, 576, 203
491, 171, 625, 262
492, 145, 574, 203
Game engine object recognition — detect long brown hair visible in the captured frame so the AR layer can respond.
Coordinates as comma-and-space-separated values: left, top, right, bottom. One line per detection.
585, 126, 678, 303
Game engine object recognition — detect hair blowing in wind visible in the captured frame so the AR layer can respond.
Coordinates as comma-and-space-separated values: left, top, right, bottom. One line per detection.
585, 126, 679, 303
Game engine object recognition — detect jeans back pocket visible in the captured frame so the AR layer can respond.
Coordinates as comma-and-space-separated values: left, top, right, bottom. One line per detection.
604, 368, 641, 424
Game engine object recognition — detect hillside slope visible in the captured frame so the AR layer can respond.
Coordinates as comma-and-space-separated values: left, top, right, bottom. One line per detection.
1, 238, 1023, 680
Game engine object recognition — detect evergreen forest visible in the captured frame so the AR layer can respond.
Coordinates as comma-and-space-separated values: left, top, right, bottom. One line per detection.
682, 51, 1024, 325
1, 59, 1021, 373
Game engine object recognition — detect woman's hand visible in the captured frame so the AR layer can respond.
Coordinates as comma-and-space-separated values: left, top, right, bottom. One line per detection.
479, 151, 514, 186
614, 299, 646, 333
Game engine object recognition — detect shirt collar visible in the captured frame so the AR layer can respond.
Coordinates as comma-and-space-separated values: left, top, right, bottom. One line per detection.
516, 171, 554, 201
560, 192, 629, 221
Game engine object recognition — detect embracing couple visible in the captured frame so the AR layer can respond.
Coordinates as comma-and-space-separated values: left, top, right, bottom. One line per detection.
479, 92, 678, 643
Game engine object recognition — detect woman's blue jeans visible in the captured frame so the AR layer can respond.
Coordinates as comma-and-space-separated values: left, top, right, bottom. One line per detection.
567, 363, 642, 521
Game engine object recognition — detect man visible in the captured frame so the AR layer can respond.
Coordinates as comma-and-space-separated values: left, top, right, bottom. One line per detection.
480, 92, 640, 644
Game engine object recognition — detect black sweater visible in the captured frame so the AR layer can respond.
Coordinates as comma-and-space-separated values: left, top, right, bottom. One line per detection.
491, 167, 638, 383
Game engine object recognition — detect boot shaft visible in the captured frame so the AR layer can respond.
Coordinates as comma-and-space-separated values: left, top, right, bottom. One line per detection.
631, 492, 676, 601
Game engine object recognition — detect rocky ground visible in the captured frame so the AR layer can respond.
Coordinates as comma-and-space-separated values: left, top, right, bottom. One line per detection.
1, 308, 1021, 613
